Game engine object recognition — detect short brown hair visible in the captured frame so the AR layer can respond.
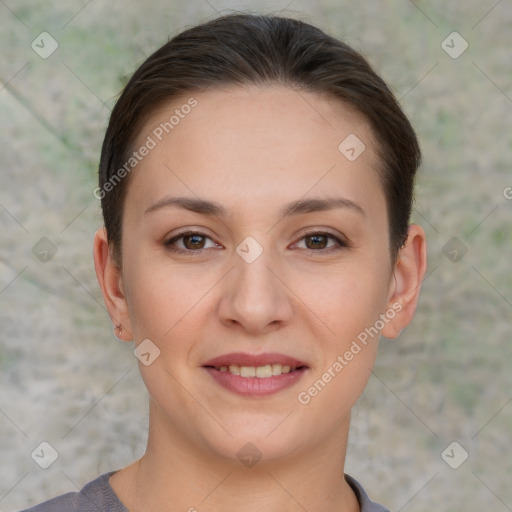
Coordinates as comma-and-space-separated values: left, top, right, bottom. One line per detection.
98, 14, 421, 265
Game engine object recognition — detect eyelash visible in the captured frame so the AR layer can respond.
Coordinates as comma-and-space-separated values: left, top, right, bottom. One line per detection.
164, 230, 347, 255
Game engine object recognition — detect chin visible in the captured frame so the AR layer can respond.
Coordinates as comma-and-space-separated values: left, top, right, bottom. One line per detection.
215, 436, 302, 468
197, 414, 313, 467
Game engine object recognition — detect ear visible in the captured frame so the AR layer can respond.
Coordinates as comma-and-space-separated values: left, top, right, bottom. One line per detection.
381, 224, 427, 339
93, 228, 133, 341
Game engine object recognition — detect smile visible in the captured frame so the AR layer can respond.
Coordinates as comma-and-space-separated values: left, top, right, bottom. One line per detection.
202, 352, 309, 396
208, 363, 304, 378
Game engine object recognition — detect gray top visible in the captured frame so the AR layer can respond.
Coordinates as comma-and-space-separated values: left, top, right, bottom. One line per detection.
18, 471, 389, 512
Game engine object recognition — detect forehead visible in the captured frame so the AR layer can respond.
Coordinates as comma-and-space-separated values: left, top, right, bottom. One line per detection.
127, 85, 385, 220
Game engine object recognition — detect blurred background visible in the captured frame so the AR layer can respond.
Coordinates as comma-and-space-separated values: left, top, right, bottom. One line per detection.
1, 1, 511, 510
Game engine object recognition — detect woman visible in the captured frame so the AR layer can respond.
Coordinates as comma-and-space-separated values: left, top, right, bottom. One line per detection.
22, 13, 427, 512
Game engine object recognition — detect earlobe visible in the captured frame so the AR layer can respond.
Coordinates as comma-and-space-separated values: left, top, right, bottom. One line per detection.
93, 228, 133, 341
381, 224, 427, 339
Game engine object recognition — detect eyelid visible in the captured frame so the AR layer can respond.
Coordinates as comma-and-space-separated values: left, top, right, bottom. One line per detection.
164, 229, 222, 254
290, 230, 348, 251
164, 228, 348, 254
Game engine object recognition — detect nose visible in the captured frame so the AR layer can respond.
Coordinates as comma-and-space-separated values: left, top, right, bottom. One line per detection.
217, 247, 293, 335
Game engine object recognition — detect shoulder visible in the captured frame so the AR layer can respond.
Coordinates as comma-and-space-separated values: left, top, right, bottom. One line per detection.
345, 474, 390, 512
16, 471, 127, 512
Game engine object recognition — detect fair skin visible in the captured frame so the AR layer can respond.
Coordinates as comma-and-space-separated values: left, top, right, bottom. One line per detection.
94, 85, 427, 512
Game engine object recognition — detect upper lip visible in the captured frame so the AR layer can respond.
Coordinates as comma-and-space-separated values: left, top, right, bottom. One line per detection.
202, 352, 309, 368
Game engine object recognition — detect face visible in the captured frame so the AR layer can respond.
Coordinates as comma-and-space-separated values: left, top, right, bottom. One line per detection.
98, 85, 418, 464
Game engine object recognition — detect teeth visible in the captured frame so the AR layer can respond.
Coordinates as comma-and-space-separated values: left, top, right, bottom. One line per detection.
256, 365, 272, 378
216, 364, 295, 378
272, 364, 283, 376
240, 366, 256, 377
228, 365, 240, 375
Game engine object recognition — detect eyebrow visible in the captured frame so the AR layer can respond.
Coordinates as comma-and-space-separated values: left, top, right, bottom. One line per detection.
144, 195, 365, 218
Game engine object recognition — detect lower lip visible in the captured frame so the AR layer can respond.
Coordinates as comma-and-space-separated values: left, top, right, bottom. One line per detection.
203, 367, 308, 397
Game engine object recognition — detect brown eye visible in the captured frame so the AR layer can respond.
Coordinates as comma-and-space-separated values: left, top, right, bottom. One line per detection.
165, 231, 219, 253
295, 232, 346, 252
305, 234, 329, 249
182, 233, 206, 249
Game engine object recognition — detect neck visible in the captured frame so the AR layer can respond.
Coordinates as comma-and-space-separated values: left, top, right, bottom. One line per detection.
110, 401, 359, 512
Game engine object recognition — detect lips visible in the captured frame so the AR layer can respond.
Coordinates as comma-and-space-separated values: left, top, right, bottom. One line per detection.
202, 352, 309, 396
202, 352, 309, 369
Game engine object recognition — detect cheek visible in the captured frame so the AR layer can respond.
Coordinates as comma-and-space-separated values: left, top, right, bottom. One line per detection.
122, 245, 181, 338
122, 260, 202, 401
292, 268, 387, 421
294, 256, 390, 337
295, 258, 389, 374
122, 248, 225, 348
